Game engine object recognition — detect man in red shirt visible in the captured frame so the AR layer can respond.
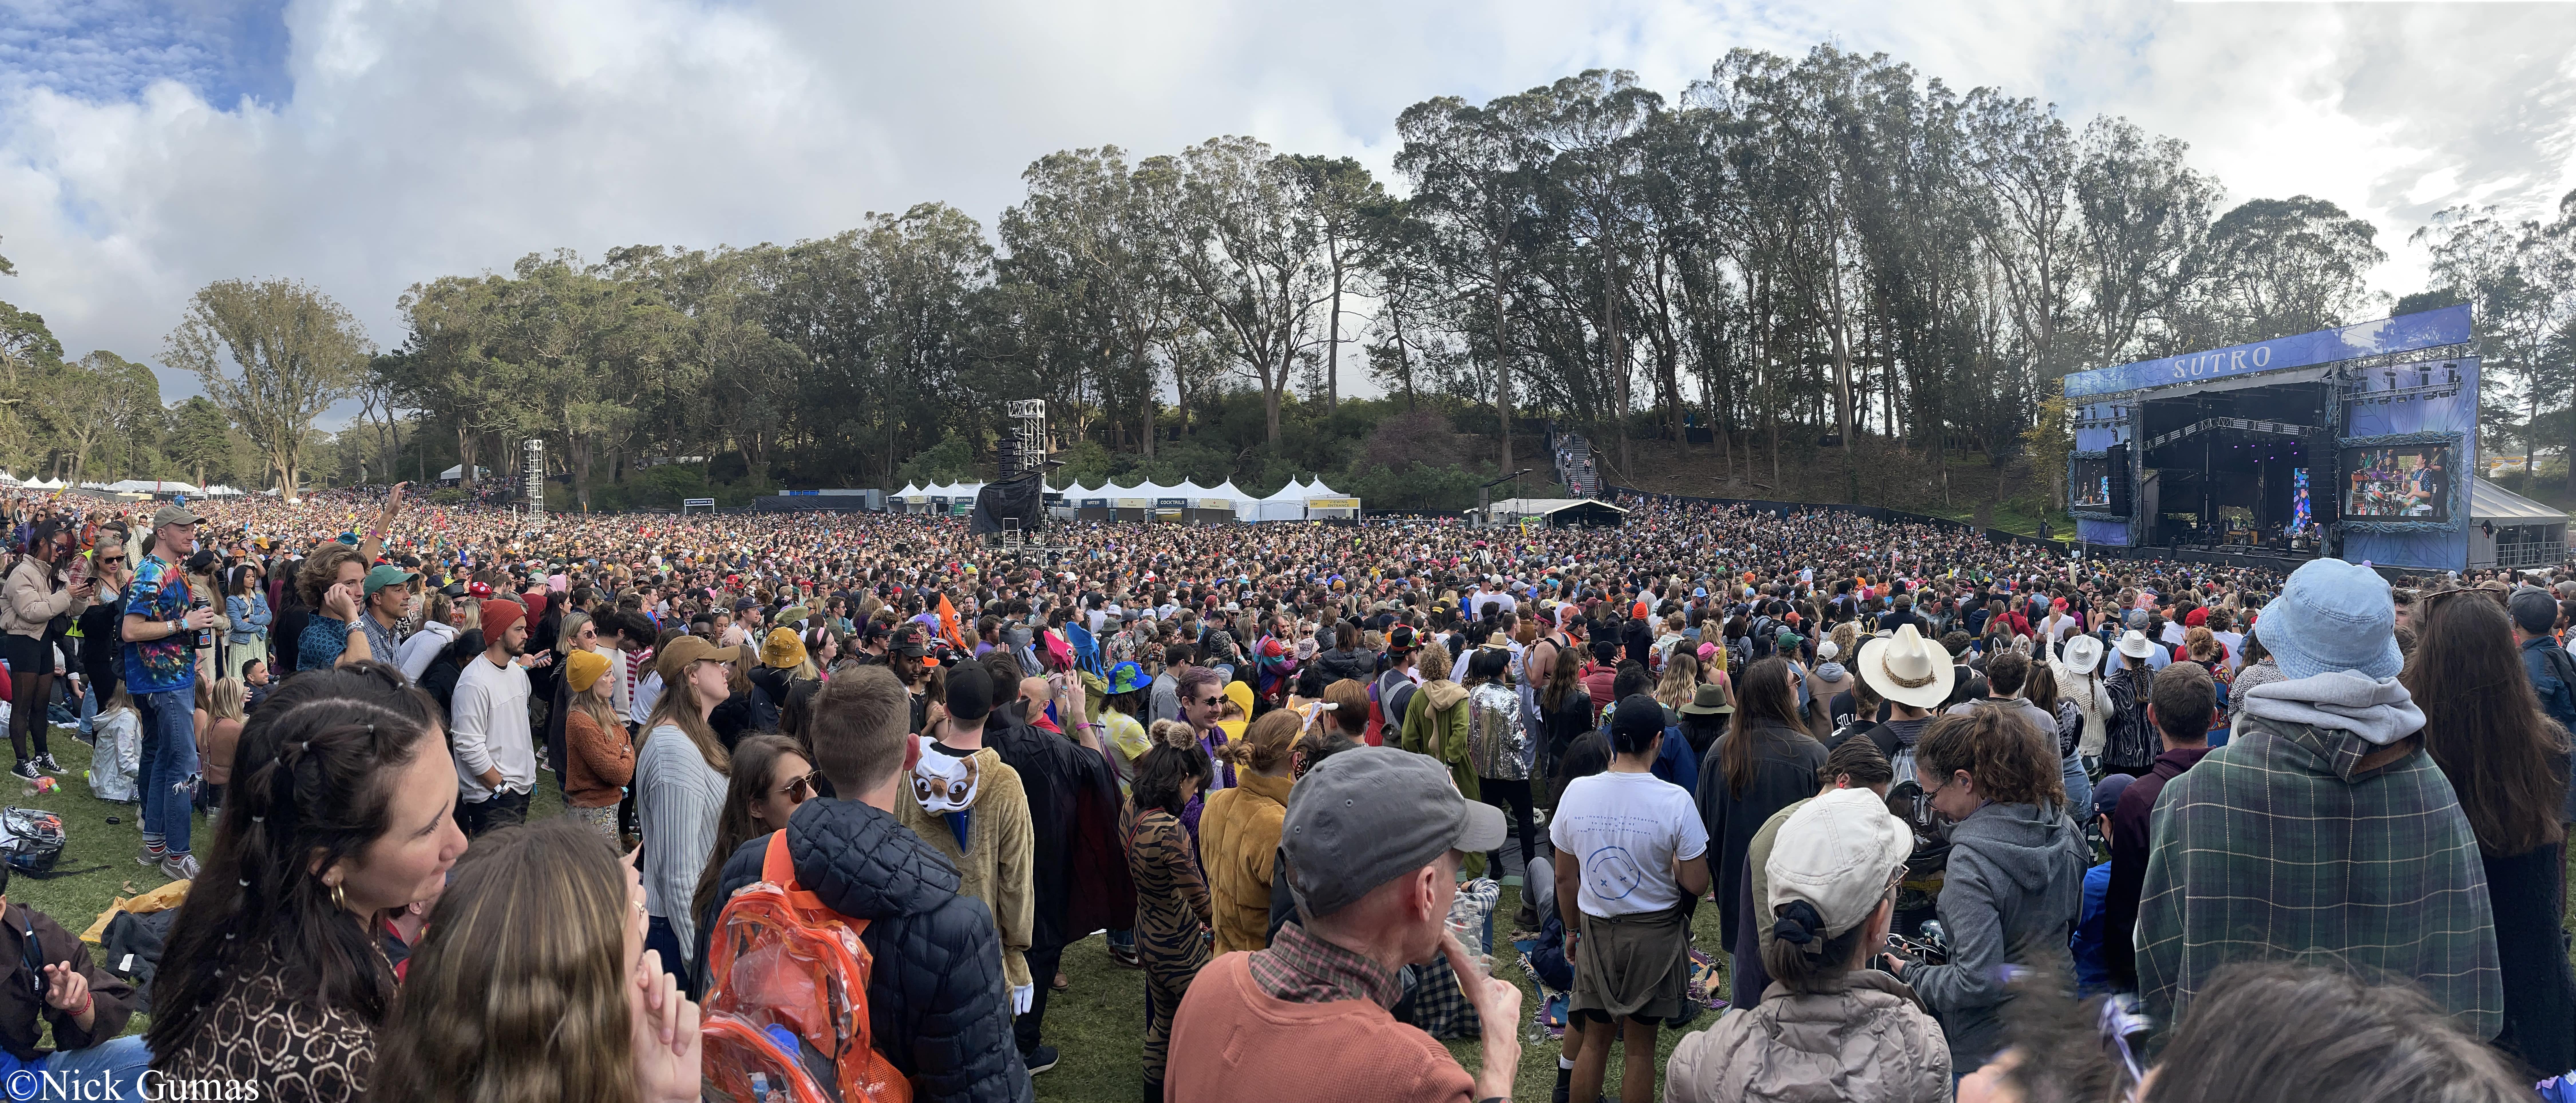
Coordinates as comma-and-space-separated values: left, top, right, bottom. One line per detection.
1165, 747, 1521, 1103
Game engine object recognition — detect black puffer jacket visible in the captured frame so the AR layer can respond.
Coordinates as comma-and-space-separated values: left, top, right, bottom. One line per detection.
711, 799, 1031, 1103
1314, 646, 1376, 686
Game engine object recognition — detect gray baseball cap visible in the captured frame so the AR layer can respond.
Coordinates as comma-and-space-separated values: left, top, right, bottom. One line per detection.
1280, 746, 1507, 918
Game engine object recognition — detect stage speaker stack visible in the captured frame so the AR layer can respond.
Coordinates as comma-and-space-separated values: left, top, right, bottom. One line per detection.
2106, 443, 2132, 518
2312, 438, 2338, 525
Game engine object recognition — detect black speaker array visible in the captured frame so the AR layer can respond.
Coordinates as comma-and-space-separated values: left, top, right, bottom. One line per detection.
2106, 442, 2132, 518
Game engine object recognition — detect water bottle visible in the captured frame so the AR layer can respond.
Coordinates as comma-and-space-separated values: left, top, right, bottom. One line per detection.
189, 595, 211, 652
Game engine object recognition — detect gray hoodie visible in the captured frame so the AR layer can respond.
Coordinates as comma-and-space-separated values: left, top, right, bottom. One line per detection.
2237, 670, 2423, 746
1906, 799, 2090, 1070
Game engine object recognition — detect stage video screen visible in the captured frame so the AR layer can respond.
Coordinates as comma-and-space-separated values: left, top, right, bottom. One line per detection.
2290, 468, 2311, 533
2340, 445, 2454, 521
2072, 457, 2114, 509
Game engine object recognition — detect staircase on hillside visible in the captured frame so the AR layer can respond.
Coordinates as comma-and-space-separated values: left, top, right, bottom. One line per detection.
1549, 425, 1602, 499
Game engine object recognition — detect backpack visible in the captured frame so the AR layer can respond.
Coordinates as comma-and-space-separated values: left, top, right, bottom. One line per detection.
0, 807, 65, 873
702, 831, 912, 1103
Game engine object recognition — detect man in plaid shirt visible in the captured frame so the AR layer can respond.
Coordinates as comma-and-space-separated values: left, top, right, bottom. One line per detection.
2137, 558, 2501, 1039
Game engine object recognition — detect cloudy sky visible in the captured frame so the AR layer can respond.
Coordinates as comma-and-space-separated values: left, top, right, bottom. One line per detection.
3, 0, 2574, 408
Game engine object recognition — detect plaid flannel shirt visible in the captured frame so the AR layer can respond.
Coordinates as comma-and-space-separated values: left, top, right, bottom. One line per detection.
2136, 716, 2501, 1039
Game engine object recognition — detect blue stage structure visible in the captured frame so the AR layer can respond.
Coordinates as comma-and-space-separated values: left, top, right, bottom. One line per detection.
2063, 305, 2502, 573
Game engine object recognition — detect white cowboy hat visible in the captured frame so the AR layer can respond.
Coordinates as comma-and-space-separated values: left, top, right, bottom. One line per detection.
2059, 633, 2105, 675
1857, 623, 1956, 710
2116, 629, 2156, 660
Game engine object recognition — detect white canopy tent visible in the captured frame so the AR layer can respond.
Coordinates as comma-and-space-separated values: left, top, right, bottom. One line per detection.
2469, 479, 2571, 570
98, 479, 200, 496
1243, 478, 1315, 522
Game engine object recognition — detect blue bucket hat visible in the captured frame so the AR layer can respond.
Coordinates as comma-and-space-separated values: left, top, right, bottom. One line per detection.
1106, 660, 1148, 696
2256, 558, 2402, 681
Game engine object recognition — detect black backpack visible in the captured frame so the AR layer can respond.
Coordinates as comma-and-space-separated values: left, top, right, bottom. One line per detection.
417, 631, 484, 717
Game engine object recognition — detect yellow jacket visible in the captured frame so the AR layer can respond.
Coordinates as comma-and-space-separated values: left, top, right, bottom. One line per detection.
893, 747, 1037, 989
1200, 770, 1293, 954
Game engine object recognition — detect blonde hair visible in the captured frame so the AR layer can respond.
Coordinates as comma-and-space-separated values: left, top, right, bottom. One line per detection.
1417, 640, 1453, 681
571, 677, 624, 747
1830, 622, 1860, 663
208, 678, 246, 725
1656, 653, 1699, 709
369, 819, 639, 1103
1148, 718, 1199, 751
1219, 710, 1301, 775
556, 611, 593, 655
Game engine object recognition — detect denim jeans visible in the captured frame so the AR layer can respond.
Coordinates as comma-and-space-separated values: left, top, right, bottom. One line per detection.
135, 688, 198, 855
74, 683, 94, 740
24, 1035, 151, 1102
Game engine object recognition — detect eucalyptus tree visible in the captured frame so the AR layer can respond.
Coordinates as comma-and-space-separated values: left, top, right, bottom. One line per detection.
1396, 94, 1544, 469
165, 278, 372, 500
2195, 195, 2385, 344
2073, 117, 2219, 364
1156, 136, 1336, 445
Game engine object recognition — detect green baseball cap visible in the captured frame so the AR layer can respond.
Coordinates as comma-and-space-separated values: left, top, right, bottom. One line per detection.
363, 564, 419, 595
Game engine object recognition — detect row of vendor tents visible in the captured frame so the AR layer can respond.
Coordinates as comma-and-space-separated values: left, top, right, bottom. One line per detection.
889, 476, 1358, 522
0, 475, 251, 497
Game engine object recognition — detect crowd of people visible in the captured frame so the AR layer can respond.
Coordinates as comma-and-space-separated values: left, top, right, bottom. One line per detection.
0, 480, 2564, 1102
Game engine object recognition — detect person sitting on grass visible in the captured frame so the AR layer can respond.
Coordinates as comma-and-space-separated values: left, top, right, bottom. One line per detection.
0, 861, 148, 1099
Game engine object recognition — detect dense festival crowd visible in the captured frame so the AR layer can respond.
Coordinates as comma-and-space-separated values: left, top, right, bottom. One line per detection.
0, 480, 2565, 1102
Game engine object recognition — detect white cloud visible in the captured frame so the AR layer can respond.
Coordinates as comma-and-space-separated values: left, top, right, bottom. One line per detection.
1, 0, 2572, 408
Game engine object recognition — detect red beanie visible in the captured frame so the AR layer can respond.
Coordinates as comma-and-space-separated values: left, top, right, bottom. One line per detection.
481, 599, 525, 641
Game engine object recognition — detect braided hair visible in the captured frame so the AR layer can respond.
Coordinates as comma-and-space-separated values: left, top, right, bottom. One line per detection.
147, 662, 448, 1058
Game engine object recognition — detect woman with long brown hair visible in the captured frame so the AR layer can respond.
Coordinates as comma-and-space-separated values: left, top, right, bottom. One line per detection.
687, 734, 814, 964
1694, 656, 1828, 964
635, 638, 738, 996
151, 662, 468, 1103
2403, 587, 2575, 1075
368, 818, 699, 1103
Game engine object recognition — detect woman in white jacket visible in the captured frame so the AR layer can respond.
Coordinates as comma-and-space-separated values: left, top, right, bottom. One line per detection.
2049, 633, 2111, 766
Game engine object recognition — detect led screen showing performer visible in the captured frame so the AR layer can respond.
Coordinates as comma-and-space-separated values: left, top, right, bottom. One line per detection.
2072, 457, 2114, 508
2340, 445, 2452, 521
2289, 468, 2311, 533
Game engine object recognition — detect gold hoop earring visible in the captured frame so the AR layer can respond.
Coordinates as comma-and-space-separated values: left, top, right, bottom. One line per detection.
331, 881, 348, 912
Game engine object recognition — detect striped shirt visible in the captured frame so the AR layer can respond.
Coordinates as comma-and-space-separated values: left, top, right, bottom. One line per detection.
636, 723, 727, 966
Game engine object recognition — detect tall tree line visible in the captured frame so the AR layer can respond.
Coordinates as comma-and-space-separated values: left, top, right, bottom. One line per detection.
378, 46, 2433, 511
23, 44, 2576, 509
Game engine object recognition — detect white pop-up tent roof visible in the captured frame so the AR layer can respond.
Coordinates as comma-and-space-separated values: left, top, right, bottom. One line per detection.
100, 479, 196, 495
1242, 478, 1316, 521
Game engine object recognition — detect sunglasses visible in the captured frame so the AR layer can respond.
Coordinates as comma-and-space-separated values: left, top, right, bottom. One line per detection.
781, 770, 822, 803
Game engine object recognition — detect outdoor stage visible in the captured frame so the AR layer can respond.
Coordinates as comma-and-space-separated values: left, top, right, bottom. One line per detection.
2062, 305, 2541, 574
